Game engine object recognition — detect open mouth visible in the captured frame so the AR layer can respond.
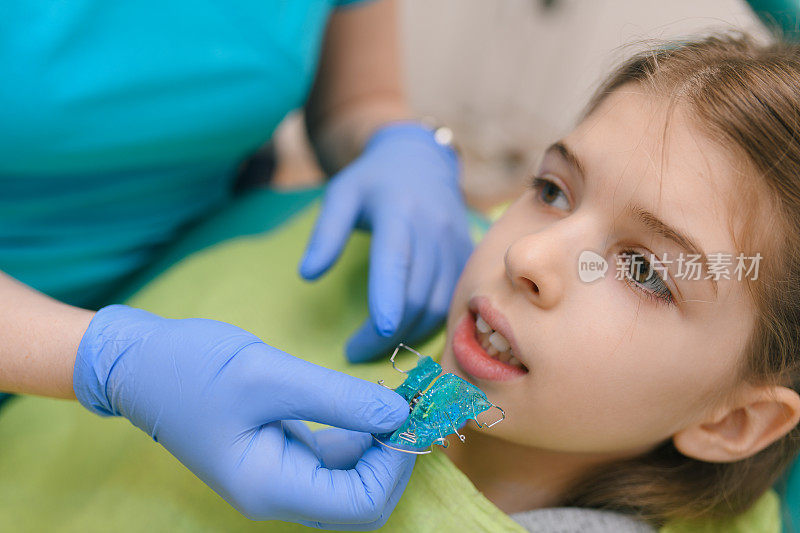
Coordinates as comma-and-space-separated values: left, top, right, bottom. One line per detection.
452, 306, 529, 382
474, 312, 526, 369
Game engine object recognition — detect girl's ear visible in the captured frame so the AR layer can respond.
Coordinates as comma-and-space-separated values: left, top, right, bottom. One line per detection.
673, 385, 800, 463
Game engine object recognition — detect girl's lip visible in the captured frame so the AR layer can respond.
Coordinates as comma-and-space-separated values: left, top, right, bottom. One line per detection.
452, 312, 528, 382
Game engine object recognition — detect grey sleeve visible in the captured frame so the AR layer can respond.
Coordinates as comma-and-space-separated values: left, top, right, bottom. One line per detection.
509, 507, 657, 533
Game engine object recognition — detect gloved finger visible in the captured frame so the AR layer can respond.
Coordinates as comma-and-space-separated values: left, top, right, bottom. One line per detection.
345, 317, 406, 363
298, 449, 416, 530
367, 214, 413, 337
282, 439, 416, 525
281, 422, 374, 470
256, 353, 409, 434
311, 427, 374, 470
346, 228, 439, 362
346, 270, 451, 364
281, 420, 317, 451
299, 177, 361, 280
398, 246, 460, 346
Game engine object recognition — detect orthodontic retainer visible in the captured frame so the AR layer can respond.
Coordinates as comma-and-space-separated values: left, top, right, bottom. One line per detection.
373, 343, 505, 454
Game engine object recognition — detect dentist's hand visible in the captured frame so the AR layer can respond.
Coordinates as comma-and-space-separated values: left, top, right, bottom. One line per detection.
73, 304, 415, 529
299, 122, 473, 363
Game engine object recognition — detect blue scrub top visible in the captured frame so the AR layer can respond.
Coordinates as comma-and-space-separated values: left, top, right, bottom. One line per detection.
0, 0, 366, 309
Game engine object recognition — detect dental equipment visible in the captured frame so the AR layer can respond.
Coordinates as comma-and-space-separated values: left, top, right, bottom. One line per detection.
373, 343, 505, 454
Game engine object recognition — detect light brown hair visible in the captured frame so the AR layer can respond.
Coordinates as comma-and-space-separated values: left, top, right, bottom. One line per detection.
558, 32, 800, 527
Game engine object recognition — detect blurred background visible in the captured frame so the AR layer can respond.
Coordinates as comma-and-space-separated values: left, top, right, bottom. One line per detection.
256, 0, 771, 212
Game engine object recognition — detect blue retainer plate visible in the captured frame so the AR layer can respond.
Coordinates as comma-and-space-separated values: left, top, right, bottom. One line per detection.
374, 355, 493, 450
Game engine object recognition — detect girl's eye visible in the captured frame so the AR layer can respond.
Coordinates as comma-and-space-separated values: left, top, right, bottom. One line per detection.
531, 176, 570, 211
618, 250, 675, 306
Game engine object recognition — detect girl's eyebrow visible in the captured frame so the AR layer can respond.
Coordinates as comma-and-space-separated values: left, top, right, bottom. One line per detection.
547, 140, 718, 298
547, 141, 586, 181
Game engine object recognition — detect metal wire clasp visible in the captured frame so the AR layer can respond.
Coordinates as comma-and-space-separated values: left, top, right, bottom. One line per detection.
390, 342, 425, 374
472, 404, 506, 429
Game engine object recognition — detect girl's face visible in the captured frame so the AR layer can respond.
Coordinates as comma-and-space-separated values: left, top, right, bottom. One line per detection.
440, 86, 756, 454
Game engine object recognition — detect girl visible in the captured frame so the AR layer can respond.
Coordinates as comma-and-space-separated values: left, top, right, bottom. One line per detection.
440, 31, 800, 528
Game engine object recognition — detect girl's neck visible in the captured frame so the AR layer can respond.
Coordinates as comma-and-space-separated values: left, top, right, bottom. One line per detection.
441, 426, 636, 515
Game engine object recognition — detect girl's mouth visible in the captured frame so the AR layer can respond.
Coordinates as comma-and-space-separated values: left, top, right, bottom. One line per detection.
452, 311, 529, 382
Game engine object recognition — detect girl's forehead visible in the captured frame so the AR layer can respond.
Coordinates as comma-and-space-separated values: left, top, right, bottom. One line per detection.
574, 89, 733, 197
571, 87, 730, 178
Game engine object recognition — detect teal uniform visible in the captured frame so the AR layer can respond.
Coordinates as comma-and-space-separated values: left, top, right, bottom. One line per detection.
745, 0, 800, 41
0, 0, 365, 309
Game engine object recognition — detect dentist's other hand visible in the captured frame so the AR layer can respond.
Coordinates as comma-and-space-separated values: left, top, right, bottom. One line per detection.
299, 122, 473, 363
73, 304, 414, 529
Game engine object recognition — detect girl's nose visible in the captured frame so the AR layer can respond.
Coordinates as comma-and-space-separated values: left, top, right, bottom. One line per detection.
503, 231, 565, 309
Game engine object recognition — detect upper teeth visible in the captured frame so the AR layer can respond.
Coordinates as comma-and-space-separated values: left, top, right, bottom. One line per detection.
475, 312, 524, 369
489, 331, 510, 352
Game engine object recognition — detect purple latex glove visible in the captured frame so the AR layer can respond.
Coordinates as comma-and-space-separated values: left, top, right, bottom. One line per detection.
73, 304, 415, 529
299, 122, 473, 362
